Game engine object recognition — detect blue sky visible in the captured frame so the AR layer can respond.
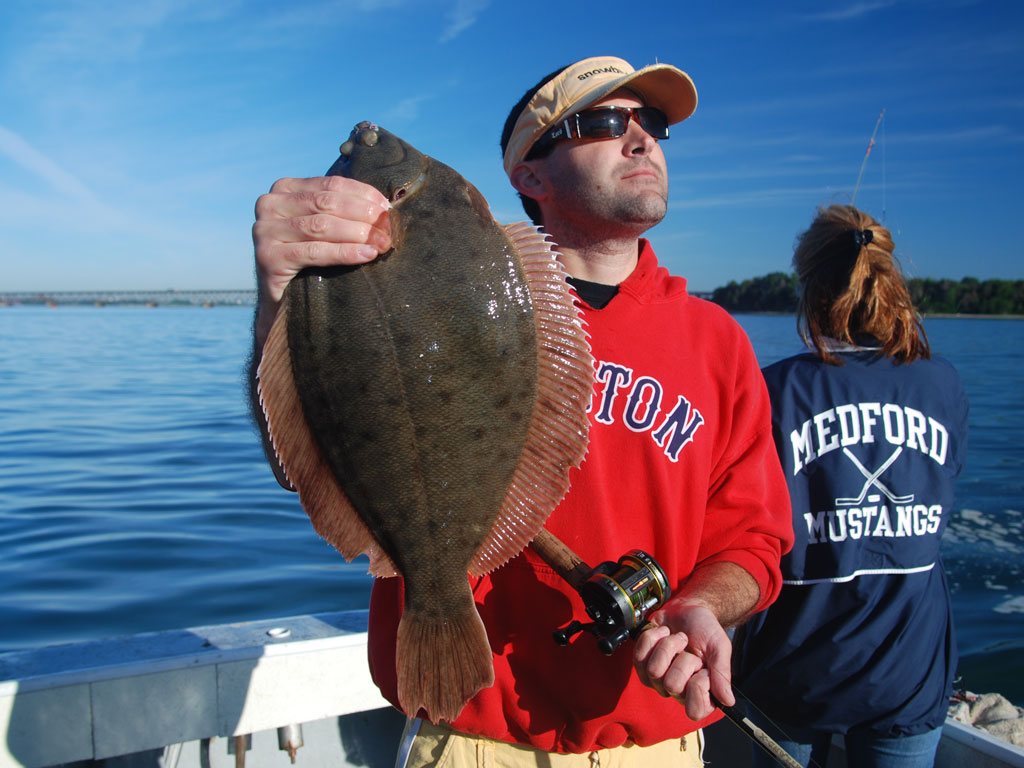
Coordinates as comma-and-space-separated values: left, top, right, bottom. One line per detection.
1, 0, 1021, 293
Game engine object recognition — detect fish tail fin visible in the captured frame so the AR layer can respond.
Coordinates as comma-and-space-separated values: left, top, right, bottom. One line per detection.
396, 603, 494, 724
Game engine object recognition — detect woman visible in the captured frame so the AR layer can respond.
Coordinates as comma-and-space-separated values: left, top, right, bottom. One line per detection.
735, 205, 969, 767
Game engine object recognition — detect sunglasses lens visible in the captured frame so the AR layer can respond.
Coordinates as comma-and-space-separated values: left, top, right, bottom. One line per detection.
576, 109, 629, 139
636, 108, 669, 140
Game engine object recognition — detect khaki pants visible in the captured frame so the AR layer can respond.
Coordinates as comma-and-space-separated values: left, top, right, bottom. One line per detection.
396, 719, 704, 768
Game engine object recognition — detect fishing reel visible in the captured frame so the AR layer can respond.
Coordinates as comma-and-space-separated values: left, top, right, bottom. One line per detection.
553, 549, 670, 655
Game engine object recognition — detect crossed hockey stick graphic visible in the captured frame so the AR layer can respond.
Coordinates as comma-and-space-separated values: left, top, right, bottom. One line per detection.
835, 446, 915, 506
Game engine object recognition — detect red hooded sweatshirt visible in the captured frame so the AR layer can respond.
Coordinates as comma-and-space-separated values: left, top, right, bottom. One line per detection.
368, 241, 793, 752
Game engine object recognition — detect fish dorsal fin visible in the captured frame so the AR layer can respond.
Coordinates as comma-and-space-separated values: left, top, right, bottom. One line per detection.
257, 302, 399, 578
469, 222, 594, 577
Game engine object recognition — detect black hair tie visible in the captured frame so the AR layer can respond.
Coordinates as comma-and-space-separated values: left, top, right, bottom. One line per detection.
852, 228, 874, 247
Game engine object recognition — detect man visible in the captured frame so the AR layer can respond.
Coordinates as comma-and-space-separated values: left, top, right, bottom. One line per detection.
250, 56, 792, 766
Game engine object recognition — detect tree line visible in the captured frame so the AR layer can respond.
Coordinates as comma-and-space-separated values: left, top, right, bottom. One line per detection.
710, 274, 1024, 315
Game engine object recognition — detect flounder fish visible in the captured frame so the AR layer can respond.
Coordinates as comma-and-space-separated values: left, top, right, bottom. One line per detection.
257, 121, 593, 723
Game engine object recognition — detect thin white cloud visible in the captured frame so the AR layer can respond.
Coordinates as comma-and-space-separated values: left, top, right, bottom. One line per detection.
669, 184, 858, 210
28, 0, 186, 63
0, 125, 99, 203
439, 0, 489, 43
382, 94, 436, 123
350, 0, 411, 9
890, 124, 1014, 143
674, 162, 850, 183
795, 0, 986, 24
0, 126, 176, 236
667, 177, 934, 211
796, 1, 902, 22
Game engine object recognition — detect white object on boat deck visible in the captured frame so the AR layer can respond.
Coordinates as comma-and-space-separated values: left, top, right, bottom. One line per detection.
939, 717, 1024, 767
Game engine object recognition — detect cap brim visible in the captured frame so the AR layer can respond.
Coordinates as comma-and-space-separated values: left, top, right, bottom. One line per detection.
573, 64, 697, 127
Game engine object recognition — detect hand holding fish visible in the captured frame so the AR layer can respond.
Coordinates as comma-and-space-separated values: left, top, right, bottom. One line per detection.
252, 175, 392, 347
632, 598, 734, 721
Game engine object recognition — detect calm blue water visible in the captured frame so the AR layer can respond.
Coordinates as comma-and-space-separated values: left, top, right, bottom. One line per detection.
0, 307, 1021, 701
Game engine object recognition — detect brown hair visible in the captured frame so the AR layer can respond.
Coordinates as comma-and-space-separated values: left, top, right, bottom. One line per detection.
500, 64, 569, 225
794, 204, 930, 365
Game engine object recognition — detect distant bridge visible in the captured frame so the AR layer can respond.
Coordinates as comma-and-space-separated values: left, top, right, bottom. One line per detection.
0, 289, 257, 307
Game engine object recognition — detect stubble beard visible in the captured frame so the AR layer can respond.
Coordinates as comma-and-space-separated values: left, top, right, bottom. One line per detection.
579, 184, 667, 239
614, 191, 667, 230
559, 179, 664, 234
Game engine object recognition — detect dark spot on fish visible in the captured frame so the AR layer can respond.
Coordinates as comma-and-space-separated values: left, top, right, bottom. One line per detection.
471, 427, 486, 441
438, 391, 453, 405
495, 394, 511, 408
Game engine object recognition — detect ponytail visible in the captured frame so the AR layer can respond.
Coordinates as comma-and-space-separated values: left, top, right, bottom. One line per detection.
794, 204, 930, 365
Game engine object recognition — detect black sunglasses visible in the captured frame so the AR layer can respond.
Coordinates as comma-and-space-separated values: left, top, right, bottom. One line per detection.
535, 106, 670, 152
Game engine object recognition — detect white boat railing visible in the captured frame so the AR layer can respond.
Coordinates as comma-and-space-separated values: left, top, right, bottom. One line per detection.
3, 610, 1022, 768
0, 611, 387, 768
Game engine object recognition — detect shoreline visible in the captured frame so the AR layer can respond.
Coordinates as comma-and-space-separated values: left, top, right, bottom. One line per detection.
723, 310, 1024, 320
922, 313, 1024, 320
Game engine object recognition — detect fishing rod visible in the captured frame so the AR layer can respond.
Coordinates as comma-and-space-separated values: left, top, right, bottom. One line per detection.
852, 109, 885, 206
528, 529, 803, 768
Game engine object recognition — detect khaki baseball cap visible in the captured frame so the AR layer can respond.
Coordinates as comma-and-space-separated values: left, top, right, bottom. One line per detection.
502, 55, 698, 177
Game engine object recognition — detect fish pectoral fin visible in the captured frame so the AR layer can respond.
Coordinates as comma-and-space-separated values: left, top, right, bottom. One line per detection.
469, 223, 594, 577
258, 302, 398, 577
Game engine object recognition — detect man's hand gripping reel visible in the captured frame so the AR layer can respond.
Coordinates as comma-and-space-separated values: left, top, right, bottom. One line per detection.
528, 528, 804, 768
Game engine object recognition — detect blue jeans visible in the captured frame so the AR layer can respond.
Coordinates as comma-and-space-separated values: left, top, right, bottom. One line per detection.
746, 709, 943, 768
